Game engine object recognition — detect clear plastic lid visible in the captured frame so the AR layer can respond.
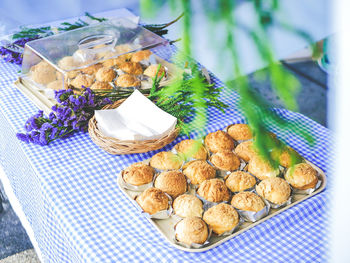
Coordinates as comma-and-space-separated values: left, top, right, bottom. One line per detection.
21, 18, 169, 74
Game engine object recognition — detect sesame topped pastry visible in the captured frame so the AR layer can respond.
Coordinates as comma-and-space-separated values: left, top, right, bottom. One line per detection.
114, 74, 141, 88
227, 124, 253, 141
119, 62, 143, 75
204, 130, 235, 153
143, 64, 166, 78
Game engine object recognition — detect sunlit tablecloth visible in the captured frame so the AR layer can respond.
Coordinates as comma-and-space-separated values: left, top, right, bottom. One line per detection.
0, 20, 331, 263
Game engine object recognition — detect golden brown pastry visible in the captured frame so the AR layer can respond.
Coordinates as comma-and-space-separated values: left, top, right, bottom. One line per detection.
204, 130, 235, 153
210, 151, 241, 171
143, 64, 166, 78
58, 56, 78, 71
90, 81, 112, 90
46, 80, 65, 91
256, 177, 291, 205
271, 146, 303, 168
182, 160, 216, 185
136, 187, 169, 214
197, 178, 230, 203
234, 141, 256, 162
174, 139, 208, 160
173, 194, 203, 218
131, 50, 152, 63
72, 49, 96, 64
101, 57, 121, 68
31, 61, 57, 84
149, 151, 183, 170
203, 203, 239, 235
95, 67, 116, 82
175, 217, 208, 245
231, 192, 265, 212
96, 44, 132, 60
81, 63, 102, 76
56, 70, 79, 80
285, 163, 318, 190
225, 171, 256, 192
96, 49, 113, 60
122, 162, 155, 186
114, 74, 141, 88
154, 170, 187, 198
97, 44, 132, 61
70, 73, 94, 89
227, 124, 253, 141
119, 62, 143, 75
114, 44, 133, 55
248, 156, 280, 180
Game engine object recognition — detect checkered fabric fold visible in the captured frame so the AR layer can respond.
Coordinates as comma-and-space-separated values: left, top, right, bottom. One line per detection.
0, 45, 331, 262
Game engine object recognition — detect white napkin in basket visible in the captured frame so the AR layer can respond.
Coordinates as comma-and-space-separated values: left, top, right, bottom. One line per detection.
94, 90, 177, 141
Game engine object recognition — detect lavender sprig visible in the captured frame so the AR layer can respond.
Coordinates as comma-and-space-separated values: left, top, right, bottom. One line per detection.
16, 88, 111, 145
0, 37, 39, 65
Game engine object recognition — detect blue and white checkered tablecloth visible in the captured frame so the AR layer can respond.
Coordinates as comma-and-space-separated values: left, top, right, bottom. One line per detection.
0, 45, 332, 262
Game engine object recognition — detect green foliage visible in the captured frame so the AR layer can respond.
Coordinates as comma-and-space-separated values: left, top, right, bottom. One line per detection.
141, 0, 316, 166
144, 13, 184, 37
11, 13, 106, 40
148, 70, 228, 136
12, 26, 52, 40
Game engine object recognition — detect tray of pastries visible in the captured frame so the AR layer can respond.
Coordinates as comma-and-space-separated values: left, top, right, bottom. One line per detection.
14, 18, 182, 114
117, 124, 326, 252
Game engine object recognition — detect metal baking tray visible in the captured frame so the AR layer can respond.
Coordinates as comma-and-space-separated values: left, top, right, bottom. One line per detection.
117, 159, 326, 252
14, 54, 182, 115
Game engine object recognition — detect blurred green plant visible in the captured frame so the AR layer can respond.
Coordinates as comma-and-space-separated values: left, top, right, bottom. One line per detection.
141, 0, 317, 167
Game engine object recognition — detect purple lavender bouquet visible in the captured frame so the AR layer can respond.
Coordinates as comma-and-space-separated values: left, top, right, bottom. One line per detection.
16, 88, 111, 145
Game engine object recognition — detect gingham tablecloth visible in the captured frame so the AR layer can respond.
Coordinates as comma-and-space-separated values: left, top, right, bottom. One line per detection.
0, 44, 332, 262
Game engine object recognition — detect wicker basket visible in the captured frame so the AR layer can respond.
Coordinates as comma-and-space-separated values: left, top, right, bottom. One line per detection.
88, 100, 180, 155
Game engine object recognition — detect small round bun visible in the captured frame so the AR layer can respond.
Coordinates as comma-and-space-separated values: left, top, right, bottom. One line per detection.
81, 63, 102, 76
115, 74, 141, 88
57, 70, 79, 80
173, 194, 203, 218
175, 217, 208, 245
285, 163, 318, 190
182, 160, 216, 185
131, 50, 152, 62
248, 156, 280, 180
149, 151, 183, 170
114, 44, 133, 54
174, 139, 208, 160
143, 64, 166, 78
197, 179, 230, 203
122, 162, 155, 186
203, 203, 239, 235
136, 187, 169, 214
31, 61, 57, 84
227, 124, 252, 141
154, 170, 187, 198
234, 141, 256, 162
58, 56, 78, 71
102, 56, 127, 68
70, 73, 94, 89
231, 191, 265, 212
90, 81, 112, 90
256, 177, 291, 205
204, 130, 235, 153
210, 151, 241, 171
119, 62, 143, 75
95, 67, 116, 82
225, 171, 256, 192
